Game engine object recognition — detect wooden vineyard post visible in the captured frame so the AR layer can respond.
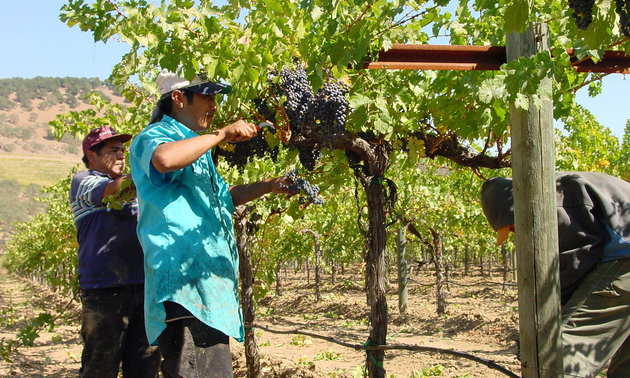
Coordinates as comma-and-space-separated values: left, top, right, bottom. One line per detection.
506, 23, 563, 378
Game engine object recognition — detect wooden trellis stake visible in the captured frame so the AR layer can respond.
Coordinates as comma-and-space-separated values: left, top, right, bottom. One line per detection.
506, 23, 563, 378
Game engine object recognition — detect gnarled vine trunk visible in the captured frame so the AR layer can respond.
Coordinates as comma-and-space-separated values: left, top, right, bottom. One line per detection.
275, 261, 283, 296
396, 227, 408, 314
301, 229, 321, 302
502, 243, 509, 292
234, 205, 260, 378
431, 228, 447, 315
353, 143, 390, 378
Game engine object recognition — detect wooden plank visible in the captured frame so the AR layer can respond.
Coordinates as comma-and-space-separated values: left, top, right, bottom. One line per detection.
365, 62, 500, 71
506, 24, 563, 378
364, 44, 630, 73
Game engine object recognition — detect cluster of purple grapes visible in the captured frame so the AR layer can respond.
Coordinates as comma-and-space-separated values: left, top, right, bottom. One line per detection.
569, 0, 595, 30
276, 67, 350, 171
279, 67, 314, 132
215, 97, 280, 172
306, 80, 349, 150
214, 128, 278, 173
298, 147, 322, 171
281, 169, 324, 205
615, 0, 630, 37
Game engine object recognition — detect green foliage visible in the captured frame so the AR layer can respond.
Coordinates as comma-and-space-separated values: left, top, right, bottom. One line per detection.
0, 97, 14, 111
556, 104, 624, 174
16, 313, 55, 347
411, 364, 445, 377
391, 158, 499, 267
0, 338, 17, 363
49, 91, 141, 141
289, 334, 313, 347
352, 365, 368, 378
57, 0, 626, 147
2, 171, 79, 296
314, 349, 343, 361
0, 77, 105, 116
0, 179, 46, 241
0, 292, 64, 362
103, 178, 136, 210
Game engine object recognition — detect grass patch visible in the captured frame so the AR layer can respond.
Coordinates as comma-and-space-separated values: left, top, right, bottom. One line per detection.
0, 153, 79, 188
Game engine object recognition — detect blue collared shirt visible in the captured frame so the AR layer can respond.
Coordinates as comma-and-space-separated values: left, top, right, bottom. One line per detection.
130, 115, 243, 345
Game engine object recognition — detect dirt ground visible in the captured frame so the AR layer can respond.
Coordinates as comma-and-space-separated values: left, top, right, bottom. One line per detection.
0, 263, 522, 378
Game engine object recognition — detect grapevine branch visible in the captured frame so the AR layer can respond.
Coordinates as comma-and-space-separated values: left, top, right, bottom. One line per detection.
345, 1, 378, 34
566, 72, 611, 95
410, 131, 511, 169
470, 165, 487, 180
352, 173, 369, 237
375, 6, 439, 39
106, 0, 127, 18
242, 102, 268, 124
264, 86, 293, 129
245, 323, 519, 378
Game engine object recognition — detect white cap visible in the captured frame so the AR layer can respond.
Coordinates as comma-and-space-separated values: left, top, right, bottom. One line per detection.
156, 69, 231, 96
150, 69, 232, 124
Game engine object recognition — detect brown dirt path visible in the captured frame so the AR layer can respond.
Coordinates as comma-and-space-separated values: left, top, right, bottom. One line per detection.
0, 261, 521, 378
0, 261, 82, 377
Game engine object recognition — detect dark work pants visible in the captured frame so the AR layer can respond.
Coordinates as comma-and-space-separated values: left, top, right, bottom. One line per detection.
158, 302, 233, 378
79, 285, 161, 378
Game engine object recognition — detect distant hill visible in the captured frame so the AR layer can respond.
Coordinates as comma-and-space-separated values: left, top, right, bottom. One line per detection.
0, 77, 128, 247
0, 77, 128, 162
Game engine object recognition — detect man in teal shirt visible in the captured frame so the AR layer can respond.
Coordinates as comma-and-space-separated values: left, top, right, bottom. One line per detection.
130, 69, 294, 378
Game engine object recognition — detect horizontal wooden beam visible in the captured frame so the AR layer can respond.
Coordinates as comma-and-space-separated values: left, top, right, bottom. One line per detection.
363, 44, 630, 73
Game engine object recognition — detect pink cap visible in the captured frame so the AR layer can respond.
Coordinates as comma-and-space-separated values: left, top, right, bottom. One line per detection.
82, 126, 132, 155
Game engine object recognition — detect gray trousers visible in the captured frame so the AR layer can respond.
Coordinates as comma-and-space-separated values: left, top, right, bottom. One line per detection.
562, 258, 630, 378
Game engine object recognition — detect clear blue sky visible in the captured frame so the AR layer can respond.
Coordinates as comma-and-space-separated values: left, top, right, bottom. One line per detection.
0, 1, 129, 80
1, 1, 627, 139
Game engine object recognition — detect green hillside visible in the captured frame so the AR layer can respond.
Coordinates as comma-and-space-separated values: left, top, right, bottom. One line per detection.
0, 77, 126, 246
0, 153, 79, 187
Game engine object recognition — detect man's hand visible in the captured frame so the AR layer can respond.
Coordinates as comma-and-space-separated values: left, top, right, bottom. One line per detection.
270, 176, 298, 199
221, 120, 258, 143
